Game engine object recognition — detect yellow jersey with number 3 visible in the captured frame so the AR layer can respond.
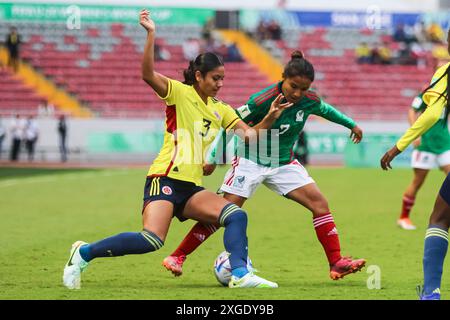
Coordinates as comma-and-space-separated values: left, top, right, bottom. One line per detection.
148, 79, 240, 186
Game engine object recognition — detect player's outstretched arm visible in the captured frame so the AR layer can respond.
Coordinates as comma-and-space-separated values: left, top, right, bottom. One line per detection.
140, 9, 169, 98
380, 98, 443, 170
408, 108, 422, 147
203, 163, 217, 176
232, 94, 293, 143
350, 126, 363, 144
380, 145, 401, 170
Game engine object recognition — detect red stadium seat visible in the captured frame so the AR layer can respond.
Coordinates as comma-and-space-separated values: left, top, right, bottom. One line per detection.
2, 22, 436, 120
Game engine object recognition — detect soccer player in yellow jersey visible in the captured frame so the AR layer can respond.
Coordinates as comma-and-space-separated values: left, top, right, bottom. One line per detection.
63, 9, 292, 289
396, 89, 450, 231
381, 28, 450, 300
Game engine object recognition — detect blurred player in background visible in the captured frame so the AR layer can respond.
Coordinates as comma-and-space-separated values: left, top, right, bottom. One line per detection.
397, 89, 450, 230
5, 26, 21, 72
0, 117, 5, 159
381, 28, 449, 300
163, 51, 366, 281
57, 114, 68, 162
24, 116, 39, 162
9, 114, 23, 162
62, 9, 292, 290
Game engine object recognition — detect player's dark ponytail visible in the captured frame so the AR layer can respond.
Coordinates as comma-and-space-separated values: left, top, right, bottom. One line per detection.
183, 52, 224, 85
282, 50, 315, 82
183, 60, 196, 85
422, 28, 450, 126
291, 50, 304, 59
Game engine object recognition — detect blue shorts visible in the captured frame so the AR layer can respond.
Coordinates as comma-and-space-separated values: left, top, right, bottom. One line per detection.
439, 172, 450, 205
142, 176, 204, 221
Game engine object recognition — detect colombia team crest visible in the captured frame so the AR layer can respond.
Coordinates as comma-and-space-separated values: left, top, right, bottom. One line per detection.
162, 186, 173, 195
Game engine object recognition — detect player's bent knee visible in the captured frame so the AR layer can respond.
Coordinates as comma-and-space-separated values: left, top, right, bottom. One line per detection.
439, 173, 450, 206
308, 198, 329, 214
218, 203, 247, 227
141, 229, 165, 252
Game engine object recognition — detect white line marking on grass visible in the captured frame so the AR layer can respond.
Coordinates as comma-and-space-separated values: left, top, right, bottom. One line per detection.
0, 169, 131, 188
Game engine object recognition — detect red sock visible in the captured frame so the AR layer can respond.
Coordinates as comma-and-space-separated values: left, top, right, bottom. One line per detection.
171, 222, 219, 257
400, 195, 415, 219
313, 213, 341, 265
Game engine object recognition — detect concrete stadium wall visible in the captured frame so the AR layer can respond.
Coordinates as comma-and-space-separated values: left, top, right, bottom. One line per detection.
0, 117, 163, 163
0, 117, 412, 164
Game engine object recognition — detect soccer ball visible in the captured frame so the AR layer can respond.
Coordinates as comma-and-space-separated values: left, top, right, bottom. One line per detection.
213, 251, 254, 286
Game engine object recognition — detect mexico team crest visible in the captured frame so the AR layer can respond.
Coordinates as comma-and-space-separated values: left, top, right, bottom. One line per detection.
233, 176, 246, 189
162, 186, 173, 195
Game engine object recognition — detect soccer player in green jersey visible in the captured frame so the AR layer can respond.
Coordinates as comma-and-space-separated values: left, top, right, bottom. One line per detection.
398, 90, 450, 230
163, 51, 367, 281
381, 28, 449, 300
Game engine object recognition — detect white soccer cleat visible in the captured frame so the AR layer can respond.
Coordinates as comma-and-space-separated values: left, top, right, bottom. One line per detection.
228, 272, 278, 288
397, 218, 417, 230
63, 241, 89, 289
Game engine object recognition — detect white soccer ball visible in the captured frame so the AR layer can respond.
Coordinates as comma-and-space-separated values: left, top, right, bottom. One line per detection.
213, 251, 254, 286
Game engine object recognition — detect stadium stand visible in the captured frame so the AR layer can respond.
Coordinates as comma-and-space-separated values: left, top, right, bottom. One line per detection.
0, 68, 46, 116
269, 26, 435, 120
0, 22, 270, 118
0, 22, 439, 120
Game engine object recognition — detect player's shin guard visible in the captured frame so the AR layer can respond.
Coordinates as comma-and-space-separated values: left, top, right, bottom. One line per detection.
219, 203, 248, 277
313, 213, 341, 265
80, 229, 164, 261
423, 226, 449, 295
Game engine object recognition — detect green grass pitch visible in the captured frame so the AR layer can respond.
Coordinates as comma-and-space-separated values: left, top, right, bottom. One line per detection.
1, 166, 448, 300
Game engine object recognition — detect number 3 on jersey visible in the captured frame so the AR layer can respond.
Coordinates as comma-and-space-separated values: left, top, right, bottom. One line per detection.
200, 118, 212, 137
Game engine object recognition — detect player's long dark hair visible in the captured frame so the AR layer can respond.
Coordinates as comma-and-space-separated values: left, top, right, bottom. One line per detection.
422, 28, 450, 125
282, 50, 315, 82
183, 52, 224, 85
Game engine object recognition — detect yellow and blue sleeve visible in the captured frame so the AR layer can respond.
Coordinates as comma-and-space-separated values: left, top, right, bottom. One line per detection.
221, 104, 240, 131
396, 95, 446, 151
396, 64, 448, 151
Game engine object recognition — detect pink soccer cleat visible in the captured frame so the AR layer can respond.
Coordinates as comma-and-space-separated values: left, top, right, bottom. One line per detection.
330, 256, 366, 280
397, 218, 417, 230
162, 255, 186, 277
